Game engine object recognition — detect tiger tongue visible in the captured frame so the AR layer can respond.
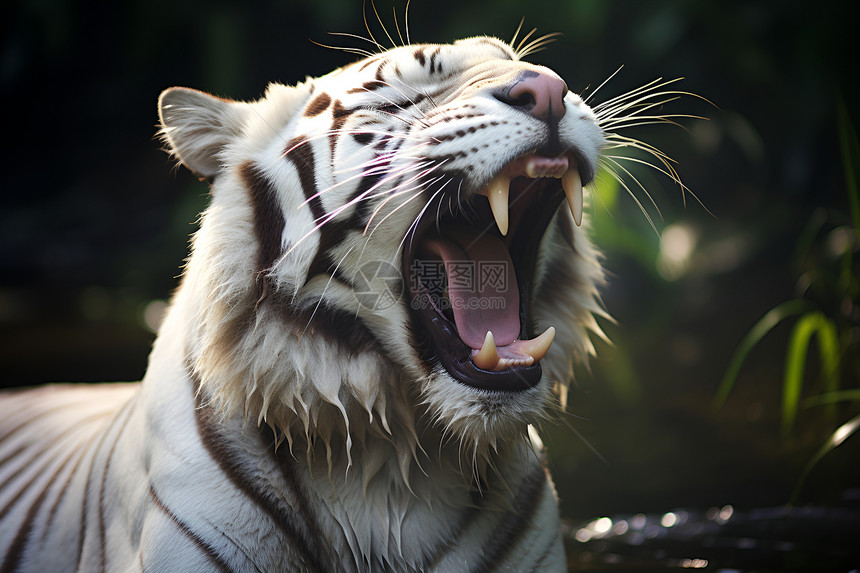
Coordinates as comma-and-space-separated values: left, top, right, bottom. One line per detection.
422, 229, 520, 350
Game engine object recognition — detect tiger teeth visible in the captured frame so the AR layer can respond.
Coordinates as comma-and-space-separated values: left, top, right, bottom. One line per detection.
518, 326, 556, 362
471, 327, 556, 371
561, 169, 583, 227
486, 174, 510, 236
473, 331, 500, 370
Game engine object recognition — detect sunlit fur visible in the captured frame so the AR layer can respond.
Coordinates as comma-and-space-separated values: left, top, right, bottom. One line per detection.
159, 37, 612, 477
0, 32, 693, 572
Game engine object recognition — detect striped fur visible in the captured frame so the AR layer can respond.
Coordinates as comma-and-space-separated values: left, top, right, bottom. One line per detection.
0, 36, 628, 571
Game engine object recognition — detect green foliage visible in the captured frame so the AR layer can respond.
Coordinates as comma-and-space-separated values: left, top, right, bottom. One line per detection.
712, 300, 810, 412
714, 99, 860, 499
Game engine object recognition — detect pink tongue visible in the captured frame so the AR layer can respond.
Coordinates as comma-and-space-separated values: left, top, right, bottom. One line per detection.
423, 229, 520, 349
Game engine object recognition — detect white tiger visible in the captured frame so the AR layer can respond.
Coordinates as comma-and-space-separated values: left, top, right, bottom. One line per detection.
0, 34, 677, 572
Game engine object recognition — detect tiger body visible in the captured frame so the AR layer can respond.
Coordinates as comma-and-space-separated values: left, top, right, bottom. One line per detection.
0, 36, 613, 572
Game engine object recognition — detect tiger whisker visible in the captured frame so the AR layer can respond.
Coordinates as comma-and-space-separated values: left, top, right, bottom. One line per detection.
602, 138, 685, 205
602, 115, 705, 132
308, 159, 434, 225
363, 163, 448, 233
598, 96, 685, 125
596, 92, 701, 123
516, 32, 562, 59
510, 17, 526, 51
283, 161, 433, 258
361, 79, 432, 119
353, 87, 430, 127
361, 0, 386, 53
604, 154, 687, 194
302, 149, 418, 207
392, 4, 405, 47
310, 36, 377, 59
592, 77, 682, 113
282, 128, 422, 163
582, 65, 624, 105
365, 176, 447, 243
513, 26, 539, 56
599, 158, 660, 235
368, 0, 397, 49
404, 0, 412, 46
602, 155, 664, 221
394, 185, 448, 263
604, 133, 678, 168
301, 244, 357, 340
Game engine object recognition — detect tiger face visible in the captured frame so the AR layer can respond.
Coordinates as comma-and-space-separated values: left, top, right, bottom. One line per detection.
160, 36, 605, 458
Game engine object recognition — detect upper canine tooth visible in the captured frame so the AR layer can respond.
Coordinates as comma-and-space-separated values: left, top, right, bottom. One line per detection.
561, 169, 583, 227
518, 326, 556, 363
486, 175, 510, 236
473, 331, 500, 370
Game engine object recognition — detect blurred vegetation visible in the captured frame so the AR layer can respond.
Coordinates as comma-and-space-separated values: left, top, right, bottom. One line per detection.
1, 0, 859, 564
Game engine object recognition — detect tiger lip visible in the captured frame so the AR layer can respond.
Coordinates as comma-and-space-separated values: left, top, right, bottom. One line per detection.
477, 153, 583, 236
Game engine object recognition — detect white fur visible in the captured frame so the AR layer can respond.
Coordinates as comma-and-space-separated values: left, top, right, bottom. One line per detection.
0, 36, 613, 572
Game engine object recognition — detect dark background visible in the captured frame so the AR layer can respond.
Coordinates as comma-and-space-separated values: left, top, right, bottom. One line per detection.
2, 0, 859, 568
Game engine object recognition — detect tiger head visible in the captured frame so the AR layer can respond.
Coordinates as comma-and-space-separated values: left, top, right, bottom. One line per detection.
159, 36, 607, 464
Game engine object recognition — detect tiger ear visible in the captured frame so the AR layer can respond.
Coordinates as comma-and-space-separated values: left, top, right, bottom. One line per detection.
158, 87, 248, 179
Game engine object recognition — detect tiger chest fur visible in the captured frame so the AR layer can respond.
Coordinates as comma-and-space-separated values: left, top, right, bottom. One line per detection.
0, 36, 610, 572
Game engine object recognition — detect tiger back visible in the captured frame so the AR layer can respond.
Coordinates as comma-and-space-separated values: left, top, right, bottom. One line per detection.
0, 36, 614, 571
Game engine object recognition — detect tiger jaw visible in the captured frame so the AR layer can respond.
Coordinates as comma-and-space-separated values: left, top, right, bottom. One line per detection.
404, 151, 589, 392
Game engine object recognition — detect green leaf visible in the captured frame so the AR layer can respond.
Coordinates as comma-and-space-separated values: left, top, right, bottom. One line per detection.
712, 300, 810, 410
782, 312, 841, 437
802, 389, 860, 408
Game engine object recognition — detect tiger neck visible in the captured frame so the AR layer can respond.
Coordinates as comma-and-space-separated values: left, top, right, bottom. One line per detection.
146, 285, 540, 568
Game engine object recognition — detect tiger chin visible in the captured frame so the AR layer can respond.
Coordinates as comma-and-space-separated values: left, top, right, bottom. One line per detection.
1, 37, 614, 571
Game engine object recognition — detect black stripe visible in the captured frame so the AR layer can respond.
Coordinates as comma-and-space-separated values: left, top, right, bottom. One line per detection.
423, 496, 482, 570
0, 447, 80, 573
283, 135, 348, 283
346, 80, 386, 94
532, 531, 563, 571
40, 431, 101, 545
468, 464, 549, 573
429, 47, 441, 74
149, 485, 235, 573
190, 371, 328, 572
96, 395, 137, 572
239, 162, 287, 276
329, 100, 351, 158
74, 396, 137, 573
304, 92, 332, 117
0, 411, 112, 519
357, 56, 381, 72
0, 399, 86, 444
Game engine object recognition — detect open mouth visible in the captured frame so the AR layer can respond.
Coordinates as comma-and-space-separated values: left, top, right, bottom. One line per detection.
404, 152, 586, 392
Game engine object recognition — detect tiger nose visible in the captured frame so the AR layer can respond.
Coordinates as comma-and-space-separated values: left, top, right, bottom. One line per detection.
499, 70, 568, 121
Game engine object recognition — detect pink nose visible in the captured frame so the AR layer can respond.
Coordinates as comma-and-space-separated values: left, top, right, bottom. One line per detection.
503, 70, 568, 121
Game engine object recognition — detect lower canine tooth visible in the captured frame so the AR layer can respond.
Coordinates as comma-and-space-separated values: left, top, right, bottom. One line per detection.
519, 326, 556, 363
561, 169, 583, 227
473, 331, 500, 370
486, 175, 510, 236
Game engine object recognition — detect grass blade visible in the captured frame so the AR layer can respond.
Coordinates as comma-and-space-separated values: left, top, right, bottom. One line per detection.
782, 313, 841, 437
712, 300, 810, 410
790, 413, 860, 504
